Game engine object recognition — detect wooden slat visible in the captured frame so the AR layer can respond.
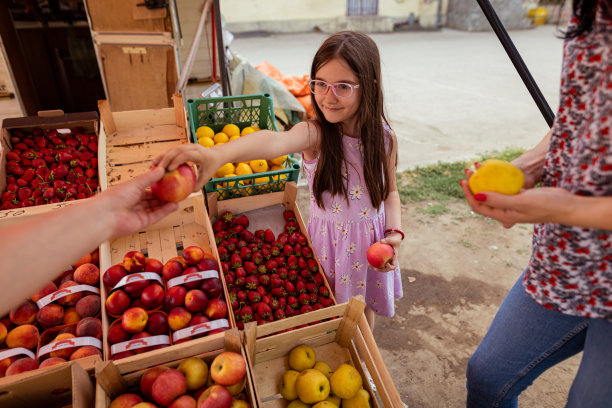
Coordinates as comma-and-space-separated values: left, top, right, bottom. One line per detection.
110, 236, 129, 266
111, 106, 177, 129
106, 162, 151, 187
105, 124, 185, 146
94, 361, 128, 400
213, 191, 286, 216
86, 0, 170, 32
159, 226, 178, 263
145, 229, 163, 262
173, 94, 186, 128
255, 302, 347, 338
98, 100, 116, 135
335, 297, 365, 347
106, 139, 186, 166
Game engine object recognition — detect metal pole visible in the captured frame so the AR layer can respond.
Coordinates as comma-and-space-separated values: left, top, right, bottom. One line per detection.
475, 0, 555, 127
213, 0, 232, 96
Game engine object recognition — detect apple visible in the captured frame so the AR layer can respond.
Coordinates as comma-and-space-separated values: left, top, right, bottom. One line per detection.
151, 369, 187, 407
107, 323, 130, 344
151, 164, 196, 202
165, 286, 187, 309
109, 393, 142, 408
366, 242, 395, 269
178, 356, 209, 390
140, 365, 170, 399
204, 299, 227, 320
209, 352, 246, 386
196, 385, 232, 408
170, 395, 197, 408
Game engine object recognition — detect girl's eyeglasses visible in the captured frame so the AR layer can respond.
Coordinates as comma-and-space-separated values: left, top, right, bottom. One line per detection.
308, 79, 360, 98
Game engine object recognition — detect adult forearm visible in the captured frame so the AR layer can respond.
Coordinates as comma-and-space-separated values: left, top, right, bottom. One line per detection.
512, 129, 552, 186
212, 130, 288, 164
560, 195, 612, 230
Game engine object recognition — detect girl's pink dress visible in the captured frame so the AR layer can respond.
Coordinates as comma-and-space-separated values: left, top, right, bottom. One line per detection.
302, 133, 403, 317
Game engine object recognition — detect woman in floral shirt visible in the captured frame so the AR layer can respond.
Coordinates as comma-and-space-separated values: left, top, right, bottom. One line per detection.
461, 1, 612, 406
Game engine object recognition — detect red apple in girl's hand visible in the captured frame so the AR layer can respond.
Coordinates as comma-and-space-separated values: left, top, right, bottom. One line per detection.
151, 164, 196, 202
366, 242, 395, 269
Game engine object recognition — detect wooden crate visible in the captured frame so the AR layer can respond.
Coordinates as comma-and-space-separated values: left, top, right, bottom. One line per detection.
97, 94, 188, 190
0, 110, 99, 226
0, 361, 95, 408
94, 328, 257, 407
243, 297, 403, 407
84, 0, 171, 33
206, 182, 337, 327
99, 192, 236, 363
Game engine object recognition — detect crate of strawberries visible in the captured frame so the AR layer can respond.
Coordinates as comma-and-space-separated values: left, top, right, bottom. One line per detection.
0, 110, 99, 223
206, 182, 336, 331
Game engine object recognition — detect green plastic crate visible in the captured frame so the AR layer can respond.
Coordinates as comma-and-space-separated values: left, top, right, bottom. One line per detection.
187, 94, 301, 200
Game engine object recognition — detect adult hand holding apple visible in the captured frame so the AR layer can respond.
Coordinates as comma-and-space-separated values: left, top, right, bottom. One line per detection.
151, 164, 197, 202
153, 143, 223, 192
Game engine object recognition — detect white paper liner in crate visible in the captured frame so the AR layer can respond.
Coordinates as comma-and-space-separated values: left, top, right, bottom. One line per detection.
109, 272, 163, 293
0, 347, 35, 361
36, 284, 100, 309
166, 270, 219, 289
110, 335, 171, 355
38, 336, 102, 358
171, 318, 229, 342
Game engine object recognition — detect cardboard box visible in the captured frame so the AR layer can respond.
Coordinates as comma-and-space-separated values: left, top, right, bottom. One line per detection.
97, 94, 188, 189
244, 297, 403, 407
95, 328, 257, 407
99, 192, 236, 363
0, 110, 99, 227
0, 361, 95, 408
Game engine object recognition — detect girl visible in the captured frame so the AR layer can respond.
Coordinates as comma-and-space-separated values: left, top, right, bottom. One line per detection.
154, 31, 403, 328
461, 1, 612, 406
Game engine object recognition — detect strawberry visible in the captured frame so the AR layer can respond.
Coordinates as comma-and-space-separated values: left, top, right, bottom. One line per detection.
14, 143, 27, 151
17, 188, 32, 202
277, 267, 289, 279
257, 264, 267, 275
237, 290, 247, 304
274, 256, 286, 267
230, 253, 242, 270
228, 224, 243, 238
278, 297, 287, 309
270, 287, 287, 298
296, 280, 307, 294
31, 189, 42, 199
274, 308, 286, 320
235, 267, 247, 279
302, 246, 313, 259
285, 305, 297, 317
287, 296, 299, 309
254, 313, 264, 326
239, 247, 252, 262
1, 192, 15, 202
85, 168, 97, 179
313, 302, 324, 311
288, 232, 299, 246
235, 214, 249, 228
233, 275, 244, 287
306, 283, 318, 294
265, 260, 278, 274
239, 305, 253, 323
319, 286, 330, 297
320, 297, 334, 307
240, 229, 254, 243
254, 229, 265, 240
300, 269, 312, 280
308, 259, 319, 272
224, 273, 235, 288
298, 257, 308, 270
283, 245, 294, 257
226, 241, 236, 254
287, 255, 298, 270
285, 282, 296, 295
56, 151, 72, 163
288, 270, 298, 282
43, 188, 55, 200
313, 273, 324, 285
6, 183, 18, 193
297, 233, 308, 246
261, 294, 271, 305
263, 229, 275, 243
236, 239, 247, 249
271, 245, 280, 257
259, 274, 270, 286
283, 210, 297, 222
256, 303, 272, 319
252, 251, 263, 265
245, 275, 258, 290
270, 274, 283, 288
244, 261, 257, 275
217, 246, 229, 262
6, 161, 20, 173
247, 290, 261, 303
6, 151, 19, 161
17, 178, 28, 188
298, 293, 310, 305
309, 292, 318, 304
32, 158, 46, 168
88, 142, 98, 152
294, 244, 303, 258
284, 221, 299, 234
80, 151, 94, 161
300, 304, 314, 314
221, 211, 234, 225
77, 192, 86, 200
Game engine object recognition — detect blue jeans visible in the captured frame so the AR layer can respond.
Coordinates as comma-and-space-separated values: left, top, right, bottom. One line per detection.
466, 273, 612, 408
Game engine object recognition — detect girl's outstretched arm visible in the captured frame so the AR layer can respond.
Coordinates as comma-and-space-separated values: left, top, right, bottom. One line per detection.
154, 122, 319, 191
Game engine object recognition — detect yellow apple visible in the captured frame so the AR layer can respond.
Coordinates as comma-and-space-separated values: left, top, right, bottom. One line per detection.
288, 344, 316, 371
230, 399, 250, 408
326, 394, 341, 407
287, 401, 311, 408
178, 357, 209, 390
312, 402, 337, 408
342, 388, 371, 408
313, 361, 333, 379
295, 369, 330, 404
279, 369, 301, 400
225, 376, 246, 396
330, 364, 362, 399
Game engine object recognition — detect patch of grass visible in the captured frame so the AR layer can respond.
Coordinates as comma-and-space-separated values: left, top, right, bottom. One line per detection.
398, 147, 526, 213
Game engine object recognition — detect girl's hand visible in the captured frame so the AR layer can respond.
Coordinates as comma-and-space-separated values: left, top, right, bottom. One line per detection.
152, 144, 223, 191
372, 234, 402, 272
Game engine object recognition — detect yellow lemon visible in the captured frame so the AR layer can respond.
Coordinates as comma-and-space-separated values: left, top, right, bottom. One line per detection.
329, 364, 362, 399
222, 124, 240, 138
270, 155, 287, 165
468, 159, 525, 195
270, 165, 284, 171
313, 361, 333, 379
235, 162, 253, 183
198, 136, 214, 148
216, 163, 235, 178
213, 132, 229, 144
295, 369, 330, 404
217, 173, 236, 188
249, 159, 268, 174
241, 126, 257, 136
289, 344, 316, 371
279, 369, 301, 401
196, 126, 214, 140
229, 135, 241, 142
342, 388, 371, 408
252, 126, 260, 131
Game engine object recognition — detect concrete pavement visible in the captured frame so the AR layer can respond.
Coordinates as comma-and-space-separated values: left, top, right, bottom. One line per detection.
229, 25, 564, 171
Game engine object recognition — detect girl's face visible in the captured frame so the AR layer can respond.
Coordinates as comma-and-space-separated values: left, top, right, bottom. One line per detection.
314, 58, 361, 135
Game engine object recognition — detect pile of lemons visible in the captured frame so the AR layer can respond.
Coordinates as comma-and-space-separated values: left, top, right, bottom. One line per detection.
279, 344, 371, 408
195, 124, 288, 190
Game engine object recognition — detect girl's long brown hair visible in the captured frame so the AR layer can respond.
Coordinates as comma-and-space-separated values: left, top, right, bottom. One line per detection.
310, 31, 396, 210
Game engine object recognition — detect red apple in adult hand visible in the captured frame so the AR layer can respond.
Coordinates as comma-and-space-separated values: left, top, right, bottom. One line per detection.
209, 352, 246, 386
151, 369, 187, 407
196, 385, 232, 408
151, 164, 196, 202
366, 242, 395, 269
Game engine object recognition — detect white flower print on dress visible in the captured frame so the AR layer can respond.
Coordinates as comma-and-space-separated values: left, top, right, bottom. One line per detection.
376, 280, 383, 289
343, 168, 350, 179
369, 225, 375, 234
370, 299, 377, 307
341, 274, 351, 285
350, 185, 363, 200
334, 258, 340, 267
346, 242, 357, 254
352, 261, 363, 272
357, 140, 363, 151
341, 226, 350, 239
356, 280, 366, 289
332, 239, 338, 248
336, 221, 344, 231
332, 202, 343, 214
329, 270, 335, 278
360, 207, 370, 219
320, 225, 327, 235
320, 247, 328, 262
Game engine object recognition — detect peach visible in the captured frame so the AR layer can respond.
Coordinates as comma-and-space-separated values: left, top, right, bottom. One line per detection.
151, 163, 196, 203
69, 345, 101, 360
130, 299, 146, 309
182, 266, 201, 290
123, 251, 146, 273
140, 365, 170, 399
150, 368, 188, 406
36, 303, 64, 328
200, 278, 223, 300
169, 256, 188, 269
169, 395, 197, 408
6, 324, 39, 350
59, 272, 74, 285
185, 289, 208, 313
168, 307, 192, 331
109, 393, 143, 408
162, 260, 184, 282
196, 384, 232, 408
197, 258, 220, 273
9, 300, 38, 325
182, 246, 205, 266
71, 252, 92, 269
73, 263, 100, 286
62, 307, 79, 325
164, 286, 187, 309
204, 299, 227, 320
146, 312, 169, 336
133, 403, 158, 408
39, 356, 66, 369
76, 317, 102, 339
59, 325, 77, 336
111, 350, 134, 360
124, 279, 149, 299
0, 321, 7, 344
5, 357, 38, 376
106, 289, 131, 316
103, 264, 128, 289
55, 280, 83, 306
144, 258, 164, 274
107, 322, 130, 344
210, 352, 246, 386
121, 307, 148, 333
30, 282, 58, 303
76, 294, 101, 318
141, 284, 165, 310
0, 316, 12, 331
189, 315, 209, 327
366, 241, 395, 269
0, 355, 18, 377
49, 333, 78, 359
